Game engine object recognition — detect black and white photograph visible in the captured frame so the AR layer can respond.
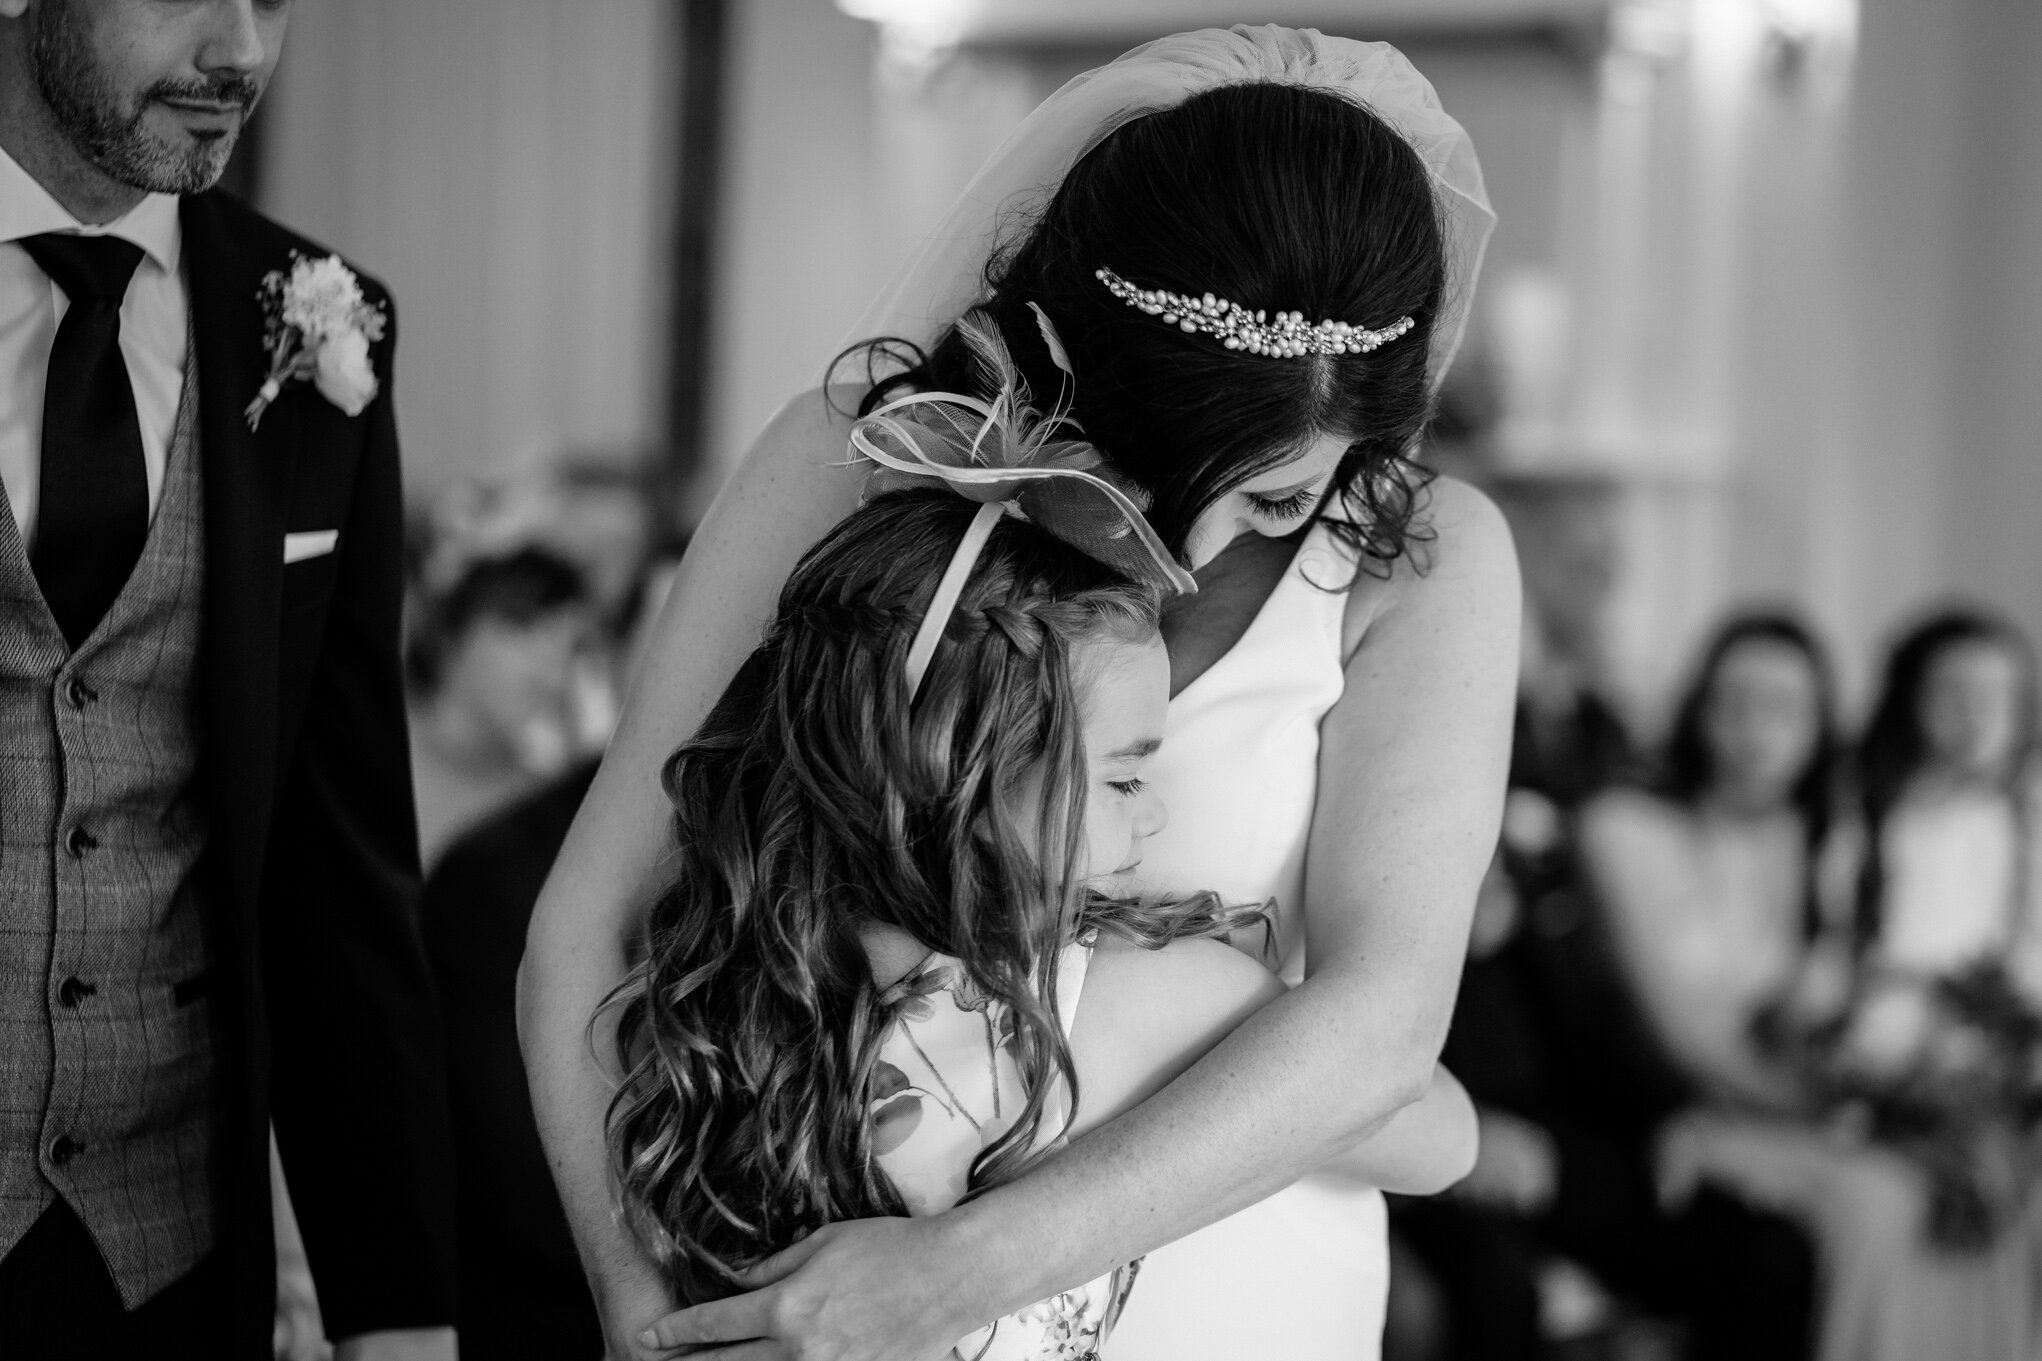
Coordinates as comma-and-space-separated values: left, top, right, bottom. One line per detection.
2, 2, 2040, 1360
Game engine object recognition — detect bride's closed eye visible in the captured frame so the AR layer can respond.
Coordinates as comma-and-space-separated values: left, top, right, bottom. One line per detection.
1246, 487, 1317, 522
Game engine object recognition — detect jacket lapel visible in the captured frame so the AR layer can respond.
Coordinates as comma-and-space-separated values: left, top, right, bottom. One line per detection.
182, 192, 288, 903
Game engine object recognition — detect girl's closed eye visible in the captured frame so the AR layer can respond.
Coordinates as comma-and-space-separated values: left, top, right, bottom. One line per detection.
1246, 487, 1317, 522
1108, 776, 1149, 798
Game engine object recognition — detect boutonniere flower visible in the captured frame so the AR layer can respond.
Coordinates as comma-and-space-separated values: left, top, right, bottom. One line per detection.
244, 252, 388, 431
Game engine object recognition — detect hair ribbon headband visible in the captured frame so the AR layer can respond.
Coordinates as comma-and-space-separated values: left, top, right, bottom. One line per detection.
900, 501, 1004, 697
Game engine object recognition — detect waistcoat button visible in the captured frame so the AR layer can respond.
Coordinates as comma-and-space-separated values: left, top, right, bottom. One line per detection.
57, 976, 96, 1008
62, 676, 97, 709
48, 1135, 82, 1167
64, 826, 98, 858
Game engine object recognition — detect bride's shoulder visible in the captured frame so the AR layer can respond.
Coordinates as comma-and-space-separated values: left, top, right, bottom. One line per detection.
748, 384, 867, 469
717, 384, 874, 528
1341, 472, 1518, 654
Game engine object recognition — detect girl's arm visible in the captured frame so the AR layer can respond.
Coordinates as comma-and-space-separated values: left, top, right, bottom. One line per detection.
515, 390, 869, 1353
636, 477, 1519, 1358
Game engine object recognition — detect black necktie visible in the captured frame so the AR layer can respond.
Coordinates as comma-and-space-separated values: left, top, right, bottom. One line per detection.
19, 233, 151, 650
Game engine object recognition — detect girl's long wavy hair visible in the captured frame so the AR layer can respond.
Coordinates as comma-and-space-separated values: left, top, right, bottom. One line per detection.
836, 81, 1449, 572
604, 490, 1254, 1302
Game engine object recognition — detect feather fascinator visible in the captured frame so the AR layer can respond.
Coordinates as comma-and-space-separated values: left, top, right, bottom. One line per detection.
848, 312, 1196, 601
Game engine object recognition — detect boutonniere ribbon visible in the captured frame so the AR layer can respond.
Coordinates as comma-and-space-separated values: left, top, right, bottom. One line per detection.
245, 252, 388, 431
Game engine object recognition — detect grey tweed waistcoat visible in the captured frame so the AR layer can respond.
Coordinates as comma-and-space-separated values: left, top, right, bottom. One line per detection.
0, 342, 220, 1308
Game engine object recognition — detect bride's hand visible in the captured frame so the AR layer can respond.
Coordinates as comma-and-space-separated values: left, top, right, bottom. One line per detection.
634, 1217, 985, 1361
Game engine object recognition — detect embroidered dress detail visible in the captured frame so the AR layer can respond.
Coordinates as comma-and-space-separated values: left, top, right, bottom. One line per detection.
867, 942, 1136, 1360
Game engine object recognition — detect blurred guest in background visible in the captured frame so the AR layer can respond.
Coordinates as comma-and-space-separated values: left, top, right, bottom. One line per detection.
1583, 615, 1850, 1113
1391, 613, 1816, 1361
1853, 609, 2041, 983
405, 547, 599, 867
421, 761, 601, 1361
539, 456, 663, 640
1494, 474, 1637, 809
414, 516, 681, 1361
1582, 612, 2037, 1361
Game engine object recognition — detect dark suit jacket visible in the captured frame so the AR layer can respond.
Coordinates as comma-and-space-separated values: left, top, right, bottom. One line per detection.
180, 189, 457, 1357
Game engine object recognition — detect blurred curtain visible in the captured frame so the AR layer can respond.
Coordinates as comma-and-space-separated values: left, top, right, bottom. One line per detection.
258, 0, 680, 495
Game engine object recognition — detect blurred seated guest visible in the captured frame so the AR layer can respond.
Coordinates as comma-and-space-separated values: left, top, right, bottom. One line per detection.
540, 455, 664, 638
1853, 608, 2042, 983
1391, 598, 1815, 1361
1493, 472, 1638, 810
1394, 836, 1815, 1361
408, 515, 684, 1361
1581, 612, 2037, 1361
406, 547, 598, 866
421, 762, 601, 1361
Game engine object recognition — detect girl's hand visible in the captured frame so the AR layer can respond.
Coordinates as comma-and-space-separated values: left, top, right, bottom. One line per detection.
635, 1218, 987, 1361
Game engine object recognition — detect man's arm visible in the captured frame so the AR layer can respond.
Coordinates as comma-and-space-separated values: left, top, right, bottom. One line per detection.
261, 291, 458, 1353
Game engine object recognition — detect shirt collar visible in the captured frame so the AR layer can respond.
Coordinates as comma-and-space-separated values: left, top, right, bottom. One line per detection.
0, 141, 182, 275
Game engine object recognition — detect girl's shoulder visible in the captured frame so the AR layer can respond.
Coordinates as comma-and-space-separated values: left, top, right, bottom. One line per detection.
1065, 934, 1283, 1139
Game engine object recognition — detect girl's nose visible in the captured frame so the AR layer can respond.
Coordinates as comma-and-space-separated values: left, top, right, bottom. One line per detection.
1136, 790, 1169, 841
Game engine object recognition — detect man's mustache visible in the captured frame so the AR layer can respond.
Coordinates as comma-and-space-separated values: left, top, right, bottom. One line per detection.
146, 76, 261, 113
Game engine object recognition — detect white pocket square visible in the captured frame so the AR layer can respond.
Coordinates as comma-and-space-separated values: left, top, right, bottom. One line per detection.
283, 529, 339, 564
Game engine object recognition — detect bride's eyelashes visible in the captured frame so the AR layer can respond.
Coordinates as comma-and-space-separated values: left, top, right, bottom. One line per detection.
1245, 487, 1317, 522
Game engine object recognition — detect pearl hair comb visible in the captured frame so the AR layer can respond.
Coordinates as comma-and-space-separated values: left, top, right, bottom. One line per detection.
1095, 266, 1415, 358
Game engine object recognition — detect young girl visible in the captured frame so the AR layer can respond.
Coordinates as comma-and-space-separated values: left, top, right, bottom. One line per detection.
602, 382, 1475, 1356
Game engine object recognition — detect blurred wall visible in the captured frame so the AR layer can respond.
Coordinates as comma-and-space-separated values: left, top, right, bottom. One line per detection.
250, 0, 2042, 721
1935, 0, 2042, 672
1726, 0, 2042, 711
696, 0, 2042, 716
258, 0, 679, 496
696, 0, 878, 517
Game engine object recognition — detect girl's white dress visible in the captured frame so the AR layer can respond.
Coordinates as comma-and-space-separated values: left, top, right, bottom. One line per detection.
869, 942, 1135, 1361
1110, 521, 1388, 1360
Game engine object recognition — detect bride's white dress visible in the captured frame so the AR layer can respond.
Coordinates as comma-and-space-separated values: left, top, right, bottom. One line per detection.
1112, 520, 1386, 1360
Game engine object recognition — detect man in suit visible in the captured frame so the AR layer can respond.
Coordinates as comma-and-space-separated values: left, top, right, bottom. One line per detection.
0, 2, 457, 1357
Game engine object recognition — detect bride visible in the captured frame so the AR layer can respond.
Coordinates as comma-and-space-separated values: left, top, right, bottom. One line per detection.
519, 26, 1516, 1359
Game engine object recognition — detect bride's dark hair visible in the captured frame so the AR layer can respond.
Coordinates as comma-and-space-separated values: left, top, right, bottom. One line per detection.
845, 81, 1449, 565
603, 490, 1255, 1301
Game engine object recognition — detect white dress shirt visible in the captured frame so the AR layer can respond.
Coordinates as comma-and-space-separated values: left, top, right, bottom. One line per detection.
0, 143, 188, 548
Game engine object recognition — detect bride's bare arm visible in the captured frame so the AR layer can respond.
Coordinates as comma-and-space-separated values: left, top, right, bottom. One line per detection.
1072, 936, 1476, 1195
515, 388, 866, 1352
639, 478, 1518, 1358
